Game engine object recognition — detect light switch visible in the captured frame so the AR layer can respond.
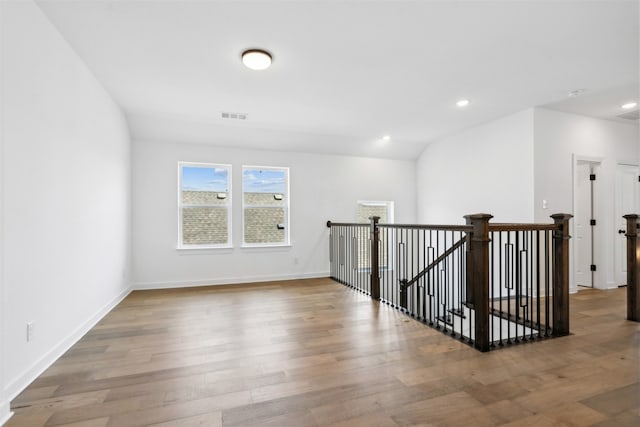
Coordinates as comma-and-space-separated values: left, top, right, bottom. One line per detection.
542, 199, 548, 209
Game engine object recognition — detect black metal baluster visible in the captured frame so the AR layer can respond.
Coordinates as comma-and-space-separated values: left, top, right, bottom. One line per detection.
363, 226, 367, 294
411, 230, 420, 318
529, 230, 535, 340
499, 231, 503, 345
507, 232, 512, 343
428, 230, 434, 326
489, 231, 495, 347
455, 230, 461, 338
466, 235, 471, 343
535, 230, 541, 339
429, 234, 433, 324
403, 228, 408, 309
515, 231, 521, 342
345, 227, 350, 288
545, 230, 550, 337
364, 226, 368, 294
421, 229, 426, 321
384, 227, 388, 302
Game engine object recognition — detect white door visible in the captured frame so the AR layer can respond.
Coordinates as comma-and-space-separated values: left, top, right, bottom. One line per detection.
615, 164, 640, 285
574, 161, 594, 288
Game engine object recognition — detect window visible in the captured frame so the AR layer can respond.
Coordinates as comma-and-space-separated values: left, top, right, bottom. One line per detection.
356, 201, 394, 225
356, 201, 394, 269
243, 166, 289, 246
178, 162, 231, 248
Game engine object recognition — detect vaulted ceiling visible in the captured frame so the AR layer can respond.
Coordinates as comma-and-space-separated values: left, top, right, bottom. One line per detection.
36, 0, 639, 160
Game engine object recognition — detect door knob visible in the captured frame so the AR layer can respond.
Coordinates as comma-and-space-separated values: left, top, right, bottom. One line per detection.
618, 229, 626, 234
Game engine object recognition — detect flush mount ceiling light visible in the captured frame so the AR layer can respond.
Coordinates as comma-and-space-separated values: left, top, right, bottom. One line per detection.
382, 135, 391, 141
242, 49, 272, 70
621, 101, 638, 110
456, 99, 470, 107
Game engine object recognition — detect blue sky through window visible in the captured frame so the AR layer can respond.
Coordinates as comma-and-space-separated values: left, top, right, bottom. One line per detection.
243, 168, 286, 193
181, 166, 228, 192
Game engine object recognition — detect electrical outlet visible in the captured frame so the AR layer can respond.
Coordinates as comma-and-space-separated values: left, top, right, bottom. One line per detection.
26, 322, 34, 342
542, 199, 548, 209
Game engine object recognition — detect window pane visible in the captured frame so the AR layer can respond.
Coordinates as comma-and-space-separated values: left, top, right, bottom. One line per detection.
179, 163, 231, 248
181, 166, 229, 205
182, 191, 228, 205
182, 207, 228, 245
244, 207, 285, 244
244, 192, 285, 205
357, 205, 388, 223
243, 168, 286, 194
242, 166, 289, 245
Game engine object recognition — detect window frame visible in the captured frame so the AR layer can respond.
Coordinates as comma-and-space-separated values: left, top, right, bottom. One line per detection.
177, 161, 232, 250
241, 165, 291, 248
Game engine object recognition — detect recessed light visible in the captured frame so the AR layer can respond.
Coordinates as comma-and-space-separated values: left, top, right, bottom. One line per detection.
382, 135, 391, 141
456, 99, 470, 107
242, 49, 272, 70
621, 101, 638, 110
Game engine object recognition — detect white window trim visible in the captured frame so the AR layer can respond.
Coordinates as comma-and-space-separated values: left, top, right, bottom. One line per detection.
177, 161, 232, 250
242, 165, 290, 248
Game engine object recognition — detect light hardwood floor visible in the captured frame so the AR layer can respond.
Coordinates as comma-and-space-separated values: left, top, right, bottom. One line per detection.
7, 278, 640, 426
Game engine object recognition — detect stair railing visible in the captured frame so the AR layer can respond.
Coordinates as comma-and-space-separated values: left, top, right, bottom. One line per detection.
327, 213, 572, 351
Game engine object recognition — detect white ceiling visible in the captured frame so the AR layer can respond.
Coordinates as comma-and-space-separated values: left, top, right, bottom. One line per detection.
35, 0, 639, 160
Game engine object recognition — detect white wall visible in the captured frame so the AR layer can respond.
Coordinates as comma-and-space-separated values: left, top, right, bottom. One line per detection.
416, 109, 535, 224
534, 108, 639, 290
1, 0, 132, 411
0, 2, 7, 421
132, 140, 416, 288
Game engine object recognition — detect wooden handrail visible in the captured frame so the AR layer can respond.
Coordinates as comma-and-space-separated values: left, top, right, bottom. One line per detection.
489, 223, 559, 232
379, 223, 473, 232
400, 236, 466, 288
326, 221, 368, 227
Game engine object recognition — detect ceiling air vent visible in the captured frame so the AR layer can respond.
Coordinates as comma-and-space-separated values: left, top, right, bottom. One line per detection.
221, 112, 248, 120
617, 110, 640, 121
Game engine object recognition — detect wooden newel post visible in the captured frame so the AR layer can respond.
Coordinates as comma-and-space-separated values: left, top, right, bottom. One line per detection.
623, 214, 639, 322
370, 216, 381, 300
464, 213, 493, 352
551, 213, 572, 336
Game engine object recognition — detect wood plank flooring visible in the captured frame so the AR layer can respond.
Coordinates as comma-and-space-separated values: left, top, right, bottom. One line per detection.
7, 278, 640, 426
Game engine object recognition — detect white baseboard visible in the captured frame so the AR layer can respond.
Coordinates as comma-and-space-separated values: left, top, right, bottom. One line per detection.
0, 400, 12, 427
133, 271, 330, 290
5, 286, 132, 402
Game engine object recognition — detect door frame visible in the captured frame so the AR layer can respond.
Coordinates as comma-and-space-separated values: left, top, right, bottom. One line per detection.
572, 154, 604, 292
614, 161, 640, 286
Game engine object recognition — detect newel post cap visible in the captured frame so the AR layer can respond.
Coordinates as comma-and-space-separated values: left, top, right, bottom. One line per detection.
550, 213, 573, 221
463, 213, 494, 221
